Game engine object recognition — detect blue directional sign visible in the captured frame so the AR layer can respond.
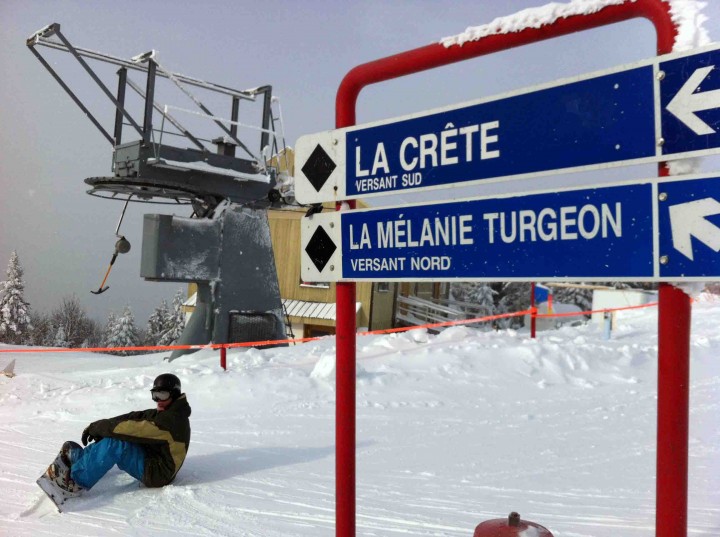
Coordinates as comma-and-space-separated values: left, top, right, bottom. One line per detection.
661, 47, 720, 156
657, 176, 720, 278
301, 175, 720, 282
296, 45, 720, 204
344, 68, 654, 198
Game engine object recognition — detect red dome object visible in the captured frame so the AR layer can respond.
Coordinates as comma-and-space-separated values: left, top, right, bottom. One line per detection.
474, 512, 554, 537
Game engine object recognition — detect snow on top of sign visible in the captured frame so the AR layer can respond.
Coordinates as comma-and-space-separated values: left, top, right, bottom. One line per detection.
666, 0, 711, 51
440, 0, 712, 177
665, 2, 711, 174
440, 0, 710, 52
440, 0, 629, 47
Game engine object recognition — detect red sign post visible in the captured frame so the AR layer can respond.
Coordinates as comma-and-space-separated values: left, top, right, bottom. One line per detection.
334, 1, 688, 536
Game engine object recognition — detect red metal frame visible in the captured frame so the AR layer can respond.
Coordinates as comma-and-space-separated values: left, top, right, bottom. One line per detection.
334, 1, 685, 536
656, 283, 691, 537
530, 282, 537, 339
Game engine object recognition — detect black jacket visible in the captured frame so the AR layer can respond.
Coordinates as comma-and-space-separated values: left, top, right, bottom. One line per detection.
86, 394, 191, 487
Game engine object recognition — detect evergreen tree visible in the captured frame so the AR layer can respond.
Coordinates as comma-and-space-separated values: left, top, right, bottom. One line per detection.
158, 290, 186, 346
554, 284, 593, 314
102, 312, 117, 347
26, 312, 50, 347
52, 325, 69, 348
449, 282, 502, 330
705, 283, 720, 295
450, 282, 498, 323
496, 282, 531, 328
0, 251, 33, 344
449, 282, 474, 304
146, 300, 170, 345
106, 306, 139, 355
42, 321, 57, 347
450, 282, 531, 329
467, 284, 496, 317
86, 319, 105, 348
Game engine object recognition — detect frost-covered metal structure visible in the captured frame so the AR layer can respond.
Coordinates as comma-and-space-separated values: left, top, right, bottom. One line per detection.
27, 23, 291, 358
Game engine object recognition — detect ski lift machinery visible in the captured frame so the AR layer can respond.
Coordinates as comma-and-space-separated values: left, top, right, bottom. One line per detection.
27, 23, 294, 358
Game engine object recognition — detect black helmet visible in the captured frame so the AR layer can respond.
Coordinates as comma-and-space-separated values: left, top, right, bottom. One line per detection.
151, 373, 181, 400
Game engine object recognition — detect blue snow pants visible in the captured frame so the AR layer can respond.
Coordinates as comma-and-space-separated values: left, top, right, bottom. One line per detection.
70, 437, 145, 490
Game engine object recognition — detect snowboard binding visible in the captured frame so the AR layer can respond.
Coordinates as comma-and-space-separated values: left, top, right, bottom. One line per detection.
37, 442, 84, 512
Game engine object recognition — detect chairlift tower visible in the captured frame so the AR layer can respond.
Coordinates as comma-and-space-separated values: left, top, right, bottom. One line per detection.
27, 23, 291, 358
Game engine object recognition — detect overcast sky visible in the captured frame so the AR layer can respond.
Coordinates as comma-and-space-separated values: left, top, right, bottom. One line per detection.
2, 0, 720, 325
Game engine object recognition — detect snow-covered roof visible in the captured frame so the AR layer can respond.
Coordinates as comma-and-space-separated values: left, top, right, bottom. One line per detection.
282, 298, 361, 321
182, 293, 197, 307
183, 294, 361, 321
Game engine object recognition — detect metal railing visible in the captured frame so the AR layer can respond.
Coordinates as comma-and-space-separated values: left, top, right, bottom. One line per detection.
395, 295, 464, 326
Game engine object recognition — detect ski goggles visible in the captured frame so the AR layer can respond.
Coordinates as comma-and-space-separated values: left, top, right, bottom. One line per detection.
151, 390, 172, 402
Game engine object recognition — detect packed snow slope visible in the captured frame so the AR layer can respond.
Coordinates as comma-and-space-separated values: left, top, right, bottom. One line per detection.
0, 299, 719, 537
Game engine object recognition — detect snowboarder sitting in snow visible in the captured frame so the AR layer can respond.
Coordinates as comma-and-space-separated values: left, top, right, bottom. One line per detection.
49, 373, 191, 493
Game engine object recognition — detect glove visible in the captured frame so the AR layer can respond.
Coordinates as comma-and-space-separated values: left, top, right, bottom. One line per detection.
81, 426, 101, 446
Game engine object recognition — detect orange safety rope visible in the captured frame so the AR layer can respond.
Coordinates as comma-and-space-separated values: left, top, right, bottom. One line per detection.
535, 301, 658, 318
0, 302, 660, 355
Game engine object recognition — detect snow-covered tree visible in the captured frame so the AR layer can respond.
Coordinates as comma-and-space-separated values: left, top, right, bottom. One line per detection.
158, 290, 186, 346
705, 283, 720, 295
50, 295, 96, 348
604, 281, 656, 291
105, 306, 140, 355
52, 325, 69, 348
42, 321, 57, 347
496, 282, 531, 328
102, 312, 117, 347
450, 282, 532, 329
467, 284, 497, 317
25, 312, 48, 347
554, 284, 593, 314
450, 282, 475, 304
146, 300, 170, 346
0, 251, 33, 344
84, 319, 105, 349
450, 282, 497, 322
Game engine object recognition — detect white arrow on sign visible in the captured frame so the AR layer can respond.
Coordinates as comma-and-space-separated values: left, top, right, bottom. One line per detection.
666, 65, 720, 136
669, 197, 720, 260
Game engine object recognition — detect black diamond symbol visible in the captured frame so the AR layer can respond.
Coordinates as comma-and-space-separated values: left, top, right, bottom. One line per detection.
305, 225, 337, 272
301, 144, 336, 192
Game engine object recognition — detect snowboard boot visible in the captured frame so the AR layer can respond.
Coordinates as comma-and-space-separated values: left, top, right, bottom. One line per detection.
46, 458, 82, 494
61, 441, 83, 467
46, 444, 83, 494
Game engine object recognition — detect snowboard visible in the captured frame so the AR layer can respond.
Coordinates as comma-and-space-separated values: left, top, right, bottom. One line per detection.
36, 448, 82, 512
